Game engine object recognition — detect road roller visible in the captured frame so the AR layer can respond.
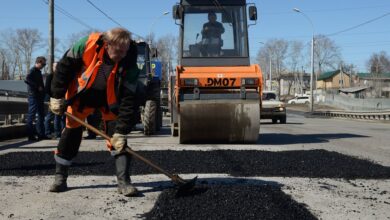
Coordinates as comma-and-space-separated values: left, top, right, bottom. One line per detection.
170, 0, 263, 143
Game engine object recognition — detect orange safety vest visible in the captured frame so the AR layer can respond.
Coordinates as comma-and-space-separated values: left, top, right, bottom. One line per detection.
65, 33, 119, 111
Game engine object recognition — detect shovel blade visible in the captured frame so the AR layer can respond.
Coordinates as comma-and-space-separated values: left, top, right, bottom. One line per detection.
176, 176, 198, 194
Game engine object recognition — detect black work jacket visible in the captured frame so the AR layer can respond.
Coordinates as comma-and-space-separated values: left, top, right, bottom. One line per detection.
25, 66, 45, 98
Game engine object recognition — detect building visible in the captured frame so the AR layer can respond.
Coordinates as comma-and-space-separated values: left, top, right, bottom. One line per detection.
317, 69, 351, 90
355, 72, 390, 98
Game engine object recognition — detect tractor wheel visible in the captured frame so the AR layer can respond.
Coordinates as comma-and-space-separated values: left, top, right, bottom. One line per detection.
143, 100, 157, 135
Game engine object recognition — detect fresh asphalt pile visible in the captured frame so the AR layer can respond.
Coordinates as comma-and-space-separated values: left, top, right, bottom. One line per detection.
1, 149, 389, 219
142, 184, 317, 220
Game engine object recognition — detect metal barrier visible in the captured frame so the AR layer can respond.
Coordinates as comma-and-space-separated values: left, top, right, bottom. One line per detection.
308, 110, 390, 121
0, 100, 49, 140
0, 100, 28, 125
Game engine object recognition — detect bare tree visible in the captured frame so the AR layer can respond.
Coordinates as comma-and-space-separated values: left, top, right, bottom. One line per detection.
0, 29, 21, 79
288, 41, 304, 72
146, 32, 156, 47
15, 28, 43, 78
256, 39, 288, 95
287, 41, 304, 95
367, 51, 390, 74
156, 34, 178, 84
313, 34, 341, 76
366, 51, 390, 97
0, 48, 10, 80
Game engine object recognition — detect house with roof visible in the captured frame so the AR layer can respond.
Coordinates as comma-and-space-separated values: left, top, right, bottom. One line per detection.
316, 69, 351, 90
316, 70, 390, 98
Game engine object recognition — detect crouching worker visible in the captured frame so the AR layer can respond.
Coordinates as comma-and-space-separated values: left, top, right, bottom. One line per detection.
49, 27, 140, 196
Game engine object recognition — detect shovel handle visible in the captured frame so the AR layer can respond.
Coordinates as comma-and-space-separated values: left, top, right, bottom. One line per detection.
65, 112, 110, 140
64, 112, 185, 184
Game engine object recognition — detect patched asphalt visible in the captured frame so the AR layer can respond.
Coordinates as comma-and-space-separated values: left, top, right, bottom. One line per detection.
2, 148, 389, 219
1, 149, 389, 179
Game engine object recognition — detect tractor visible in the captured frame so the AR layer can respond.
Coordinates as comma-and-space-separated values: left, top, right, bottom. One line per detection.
136, 41, 163, 135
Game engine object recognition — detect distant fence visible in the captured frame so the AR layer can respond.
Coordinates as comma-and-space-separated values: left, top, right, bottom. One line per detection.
317, 93, 390, 111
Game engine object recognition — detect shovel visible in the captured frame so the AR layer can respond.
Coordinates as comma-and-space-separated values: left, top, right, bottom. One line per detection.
64, 112, 197, 193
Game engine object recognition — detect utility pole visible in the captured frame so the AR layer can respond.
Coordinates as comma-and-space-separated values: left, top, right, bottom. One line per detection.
48, 0, 54, 75
269, 57, 272, 90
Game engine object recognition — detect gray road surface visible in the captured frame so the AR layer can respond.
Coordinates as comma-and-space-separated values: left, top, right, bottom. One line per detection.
0, 112, 389, 219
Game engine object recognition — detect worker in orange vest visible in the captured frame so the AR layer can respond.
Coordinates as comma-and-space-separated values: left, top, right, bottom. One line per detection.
49, 27, 140, 196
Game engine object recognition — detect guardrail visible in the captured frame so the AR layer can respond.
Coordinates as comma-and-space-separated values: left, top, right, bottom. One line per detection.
0, 89, 28, 98
307, 110, 390, 121
0, 100, 49, 140
0, 100, 28, 125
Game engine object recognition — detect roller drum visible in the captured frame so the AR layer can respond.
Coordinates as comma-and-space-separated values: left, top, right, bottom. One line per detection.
179, 100, 260, 143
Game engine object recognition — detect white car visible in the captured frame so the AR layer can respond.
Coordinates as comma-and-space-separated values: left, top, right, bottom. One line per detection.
261, 91, 286, 124
288, 96, 310, 104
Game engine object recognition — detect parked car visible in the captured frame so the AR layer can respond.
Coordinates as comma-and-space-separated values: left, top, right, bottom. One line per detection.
261, 91, 286, 124
287, 96, 310, 104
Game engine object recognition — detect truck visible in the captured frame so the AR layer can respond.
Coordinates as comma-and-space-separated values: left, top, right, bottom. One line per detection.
170, 0, 263, 143
136, 41, 163, 135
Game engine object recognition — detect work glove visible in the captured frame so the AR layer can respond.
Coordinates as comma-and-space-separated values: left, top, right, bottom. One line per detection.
49, 97, 65, 115
111, 133, 127, 153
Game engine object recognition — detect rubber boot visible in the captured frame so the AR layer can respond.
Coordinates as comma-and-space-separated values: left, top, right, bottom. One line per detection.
49, 163, 69, 192
115, 154, 138, 196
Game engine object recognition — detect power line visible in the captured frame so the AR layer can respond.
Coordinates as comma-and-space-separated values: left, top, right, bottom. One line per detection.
41, 0, 94, 30
327, 11, 390, 36
85, 0, 144, 40
86, 0, 122, 27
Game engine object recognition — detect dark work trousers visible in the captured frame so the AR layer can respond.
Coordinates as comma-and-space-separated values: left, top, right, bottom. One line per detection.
27, 96, 45, 138
44, 111, 65, 138
56, 119, 116, 162
86, 110, 101, 138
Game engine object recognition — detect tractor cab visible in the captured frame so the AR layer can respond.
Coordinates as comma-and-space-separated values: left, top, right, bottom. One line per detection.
136, 41, 152, 83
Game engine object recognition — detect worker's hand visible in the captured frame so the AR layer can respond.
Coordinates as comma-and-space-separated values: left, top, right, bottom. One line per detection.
111, 133, 127, 152
49, 97, 65, 115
